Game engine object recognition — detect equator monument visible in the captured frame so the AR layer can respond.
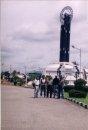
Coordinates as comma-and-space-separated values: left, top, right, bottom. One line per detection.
45, 6, 88, 85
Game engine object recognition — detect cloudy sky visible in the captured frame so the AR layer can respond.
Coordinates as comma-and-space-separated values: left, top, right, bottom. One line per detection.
1, 0, 88, 72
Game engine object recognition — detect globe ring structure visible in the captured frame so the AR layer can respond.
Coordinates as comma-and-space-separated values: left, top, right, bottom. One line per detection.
60, 6, 73, 24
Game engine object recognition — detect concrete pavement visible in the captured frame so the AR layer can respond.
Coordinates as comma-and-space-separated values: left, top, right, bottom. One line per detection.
1, 85, 88, 130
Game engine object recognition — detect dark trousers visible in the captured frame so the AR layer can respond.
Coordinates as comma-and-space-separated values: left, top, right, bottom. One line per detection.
53, 85, 58, 98
60, 86, 64, 98
47, 85, 53, 98
57, 87, 60, 99
40, 85, 46, 97
57, 85, 63, 99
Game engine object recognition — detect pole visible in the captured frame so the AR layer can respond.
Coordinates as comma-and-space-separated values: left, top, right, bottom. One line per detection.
80, 48, 81, 77
25, 66, 27, 84
9, 65, 12, 81
10, 65, 12, 74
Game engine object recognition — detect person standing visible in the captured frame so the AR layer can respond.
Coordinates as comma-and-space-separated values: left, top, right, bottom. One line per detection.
46, 77, 53, 98
33, 77, 40, 98
52, 76, 60, 98
40, 75, 46, 97
59, 75, 64, 99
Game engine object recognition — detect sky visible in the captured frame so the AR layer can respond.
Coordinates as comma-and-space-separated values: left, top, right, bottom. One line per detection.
1, 0, 88, 73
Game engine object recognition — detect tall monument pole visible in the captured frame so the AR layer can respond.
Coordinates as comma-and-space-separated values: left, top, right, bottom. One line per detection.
60, 6, 73, 62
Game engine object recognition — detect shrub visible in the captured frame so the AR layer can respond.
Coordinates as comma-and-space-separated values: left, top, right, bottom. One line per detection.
74, 78, 86, 91
1, 71, 10, 80
12, 76, 25, 86
64, 85, 74, 92
69, 89, 87, 98
84, 86, 88, 92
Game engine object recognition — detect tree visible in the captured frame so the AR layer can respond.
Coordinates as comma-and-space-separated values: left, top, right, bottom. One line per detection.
12, 75, 25, 86
1, 71, 10, 80
11, 70, 17, 77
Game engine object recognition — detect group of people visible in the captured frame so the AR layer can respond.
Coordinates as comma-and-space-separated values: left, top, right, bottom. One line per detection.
32, 75, 64, 99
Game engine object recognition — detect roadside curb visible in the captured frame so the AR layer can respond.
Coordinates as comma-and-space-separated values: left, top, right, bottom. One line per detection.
64, 97, 88, 109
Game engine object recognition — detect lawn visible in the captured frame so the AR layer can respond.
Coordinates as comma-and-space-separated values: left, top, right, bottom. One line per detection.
64, 92, 88, 105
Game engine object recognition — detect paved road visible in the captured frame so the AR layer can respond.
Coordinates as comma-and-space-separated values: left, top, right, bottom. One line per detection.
1, 85, 88, 130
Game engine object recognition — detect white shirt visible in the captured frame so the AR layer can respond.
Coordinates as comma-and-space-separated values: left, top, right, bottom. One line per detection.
34, 79, 40, 86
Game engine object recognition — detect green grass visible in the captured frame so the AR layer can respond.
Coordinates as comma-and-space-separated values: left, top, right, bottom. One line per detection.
64, 92, 88, 105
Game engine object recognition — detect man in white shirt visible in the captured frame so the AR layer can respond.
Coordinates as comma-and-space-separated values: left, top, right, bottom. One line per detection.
34, 77, 40, 98
40, 75, 46, 97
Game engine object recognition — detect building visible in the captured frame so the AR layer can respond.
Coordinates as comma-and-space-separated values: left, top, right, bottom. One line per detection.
45, 62, 77, 85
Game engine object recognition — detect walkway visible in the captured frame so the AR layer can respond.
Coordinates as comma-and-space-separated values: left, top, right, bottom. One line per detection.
1, 85, 88, 130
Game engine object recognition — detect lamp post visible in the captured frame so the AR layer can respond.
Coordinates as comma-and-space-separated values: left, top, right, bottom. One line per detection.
24, 66, 27, 85
72, 45, 81, 75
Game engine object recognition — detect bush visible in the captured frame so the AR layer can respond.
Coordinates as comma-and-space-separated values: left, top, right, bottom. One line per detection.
74, 78, 86, 91
12, 76, 25, 86
69, 89, 87, 98
84, 86, 88, 92
80, 86, 88, 92
64, 85, 74, 92
1, 71, 10, 80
